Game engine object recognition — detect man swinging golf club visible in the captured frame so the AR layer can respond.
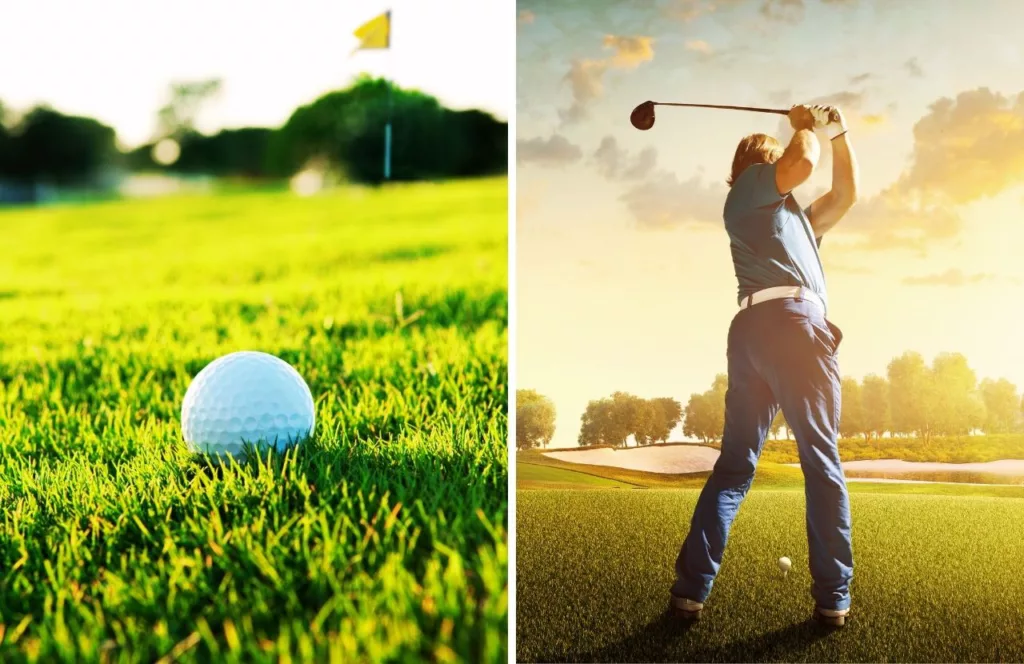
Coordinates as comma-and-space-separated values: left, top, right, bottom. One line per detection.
669, 103, 859, 627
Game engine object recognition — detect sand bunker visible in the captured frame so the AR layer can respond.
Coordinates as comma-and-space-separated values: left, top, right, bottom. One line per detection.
544, 446, 1024, 480
789, 459, 1024, 475
543, 445, 719, 474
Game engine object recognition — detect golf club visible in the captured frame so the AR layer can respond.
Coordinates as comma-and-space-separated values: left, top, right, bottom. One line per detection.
630, 100, 839, 130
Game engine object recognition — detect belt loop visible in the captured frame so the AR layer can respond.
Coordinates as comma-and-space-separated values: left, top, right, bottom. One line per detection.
794, 286, 803, 303
746, 294, 753, 308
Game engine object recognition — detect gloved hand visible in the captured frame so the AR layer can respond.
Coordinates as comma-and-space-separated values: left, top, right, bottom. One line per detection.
808, 104, 847, 140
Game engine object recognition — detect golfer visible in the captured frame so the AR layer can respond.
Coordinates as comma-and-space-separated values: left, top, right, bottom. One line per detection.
669, 104, 859, 627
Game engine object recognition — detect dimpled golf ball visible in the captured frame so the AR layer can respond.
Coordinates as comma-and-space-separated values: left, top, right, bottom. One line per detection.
181, 351, 315, 456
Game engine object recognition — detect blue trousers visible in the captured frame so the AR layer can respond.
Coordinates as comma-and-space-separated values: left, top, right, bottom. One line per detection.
671, 297, 854, 611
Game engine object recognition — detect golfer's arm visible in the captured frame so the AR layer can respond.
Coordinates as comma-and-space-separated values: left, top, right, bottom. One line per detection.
775, 128, 819, 195
808, 134, 859, 237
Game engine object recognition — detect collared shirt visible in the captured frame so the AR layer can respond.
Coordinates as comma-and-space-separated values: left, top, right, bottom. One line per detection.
724, 162, 828, 309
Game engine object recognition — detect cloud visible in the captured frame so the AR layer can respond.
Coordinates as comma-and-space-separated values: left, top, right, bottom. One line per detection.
684, 39, 714, 55
760, 0, 805, 23
902, 270, 999, 287
559, 34, 655, 124
841, 87, 1024, 251
620, 170, 728, 229
592, 136, 657, 181
664, 0, 717, 21
850, 72, 872, 85
905, 57, 925, 78
517, 135, 583, 167
602, 35, 655, 68
588, 138, 725, 228
519, 10, 536, 24
898, 88, 1024, 204
559, 59, 609, 124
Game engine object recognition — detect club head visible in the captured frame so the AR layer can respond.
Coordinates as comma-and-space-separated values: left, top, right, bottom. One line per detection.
630, 101, 656, 130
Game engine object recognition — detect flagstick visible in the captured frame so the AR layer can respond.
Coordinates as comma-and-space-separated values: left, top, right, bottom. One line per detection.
384, 80, 393, 181
383, 9, 394, 182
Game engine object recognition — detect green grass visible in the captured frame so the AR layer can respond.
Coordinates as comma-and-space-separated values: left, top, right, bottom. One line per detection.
517, 463, 637, 490
517, 489, 1024, 662
0, 178, 508, 663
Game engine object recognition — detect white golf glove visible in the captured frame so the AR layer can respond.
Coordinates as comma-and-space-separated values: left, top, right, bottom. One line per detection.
809, 104, 847, 139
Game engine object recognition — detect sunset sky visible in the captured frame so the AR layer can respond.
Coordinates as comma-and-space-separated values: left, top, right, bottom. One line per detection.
0, 0, 510, 147
517, 0, 1024, 447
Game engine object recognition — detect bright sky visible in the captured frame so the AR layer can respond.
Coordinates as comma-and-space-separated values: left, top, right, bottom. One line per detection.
517, 0, 1024, 447
0, 0, 511, 147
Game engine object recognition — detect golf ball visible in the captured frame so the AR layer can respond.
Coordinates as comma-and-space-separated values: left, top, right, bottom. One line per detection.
181, 351, 315, 456
778, 556, 792, 575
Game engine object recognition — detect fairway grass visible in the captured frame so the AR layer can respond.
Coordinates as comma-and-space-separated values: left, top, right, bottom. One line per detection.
0, 178, 507, 662
517, 489, 1024, 662
517, 463, 637, 490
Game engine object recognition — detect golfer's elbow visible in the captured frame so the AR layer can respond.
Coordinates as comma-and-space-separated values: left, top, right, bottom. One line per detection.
836, 183, 859, 209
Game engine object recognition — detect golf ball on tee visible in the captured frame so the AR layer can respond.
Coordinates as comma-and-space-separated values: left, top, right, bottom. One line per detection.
181, 351, 315, 456
778, 556, 792, 577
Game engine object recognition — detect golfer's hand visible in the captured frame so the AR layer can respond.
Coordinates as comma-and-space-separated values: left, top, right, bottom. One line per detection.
809, 105, 847, 139
788, 105, 816, 132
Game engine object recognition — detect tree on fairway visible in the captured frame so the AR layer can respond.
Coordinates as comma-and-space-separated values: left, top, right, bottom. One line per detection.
578, 398, 613, 447
860, 374, 890, 443
979, 378, 1020, 433
651, 397, 684, 443
516, 389, 556, 450
770, 409, 788, 440
609, 392, 644, 446
887, 352, 933, 440
633, 397, 684, 445
930, 353, 983, 438
683, 393, 715, 443
840, 377, 865, 439
156, 79, 223, 139
632, 399, 658, 446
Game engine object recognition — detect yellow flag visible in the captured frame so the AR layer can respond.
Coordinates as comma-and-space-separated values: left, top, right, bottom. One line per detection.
353, 11, 390, 51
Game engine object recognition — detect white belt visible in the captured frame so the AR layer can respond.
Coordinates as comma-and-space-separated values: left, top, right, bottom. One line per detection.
739, 286, 825, 313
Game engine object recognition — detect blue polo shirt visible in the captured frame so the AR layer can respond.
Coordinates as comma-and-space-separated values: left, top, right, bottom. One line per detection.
724, 162, 828, 310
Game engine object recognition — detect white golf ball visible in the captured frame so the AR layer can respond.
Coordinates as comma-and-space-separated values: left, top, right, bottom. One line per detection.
778, 556, 792, 574
181, 351, 315, 457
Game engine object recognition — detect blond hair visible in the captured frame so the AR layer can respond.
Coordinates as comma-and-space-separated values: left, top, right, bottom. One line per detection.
727, 133, 784, 187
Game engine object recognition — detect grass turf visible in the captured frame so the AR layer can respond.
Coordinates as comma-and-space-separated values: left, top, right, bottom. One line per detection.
516, 489, 1024, 662
0, 178, 508, 662
517, 463, 638, 490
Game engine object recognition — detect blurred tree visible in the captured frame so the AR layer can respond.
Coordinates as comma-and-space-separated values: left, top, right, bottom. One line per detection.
3, 106, 116, 185
608, 392, 643, 447
887, 352, 933, 440
682, 375, 728, 444
930, 353, 980, 438
633, 397, 682, 446
979, 378, 1020, 434
683, 393, 716, 443
632, 399, 658, 446
651, 397, 683, 444
578, 398, 613, 447
769, 409, 787, 440
516, 389, 556, 450
267, 76, 506, 184
860, 374, 890, 442
156, 79, 223, 139
839, 377, 865, 439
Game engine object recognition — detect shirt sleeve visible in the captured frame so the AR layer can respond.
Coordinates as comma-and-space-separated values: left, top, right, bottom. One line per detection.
744, 162, 785, 209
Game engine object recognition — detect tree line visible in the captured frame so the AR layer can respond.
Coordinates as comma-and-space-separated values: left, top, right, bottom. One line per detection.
515, 350, 1024, 449
0, 75, 506, 194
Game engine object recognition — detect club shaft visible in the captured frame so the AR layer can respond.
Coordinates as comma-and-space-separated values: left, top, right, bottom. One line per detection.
653, 102, 789, 115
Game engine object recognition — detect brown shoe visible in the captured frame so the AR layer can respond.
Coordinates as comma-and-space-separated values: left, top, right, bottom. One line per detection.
813, 606, 849, 627
669, 594, 704, 620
